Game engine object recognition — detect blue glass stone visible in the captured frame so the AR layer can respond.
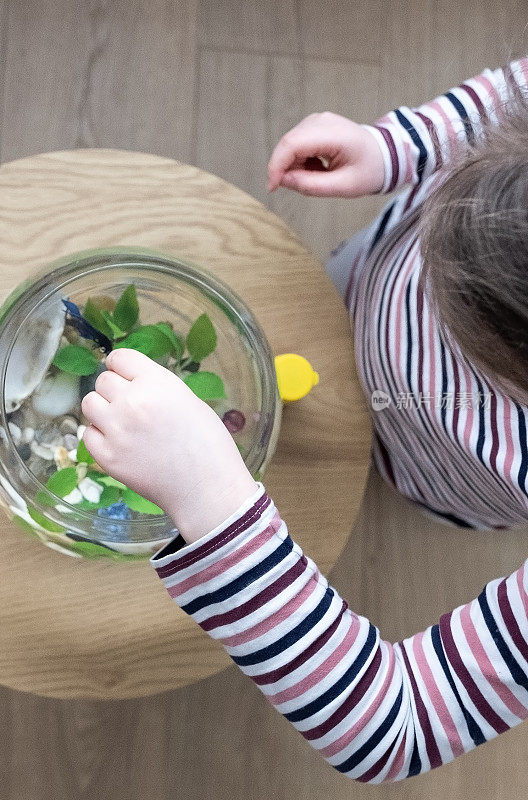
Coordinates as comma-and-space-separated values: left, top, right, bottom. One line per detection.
94, 501, 132, 542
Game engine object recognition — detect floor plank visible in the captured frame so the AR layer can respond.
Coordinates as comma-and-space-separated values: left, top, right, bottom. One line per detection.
198, 0, 298, 55
298, 0, 382, 63
196, 48, 386, 260
0, 0, 198, 163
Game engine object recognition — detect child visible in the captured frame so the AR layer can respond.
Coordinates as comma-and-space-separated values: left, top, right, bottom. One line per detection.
81, 58, 528, 783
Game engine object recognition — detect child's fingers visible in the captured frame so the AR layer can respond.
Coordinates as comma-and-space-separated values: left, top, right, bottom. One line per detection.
81, 390, 110, 432
280, 166, 357, 197
94, 369, 130, 403
267, 135, 331, 191
105, 347, 157, 381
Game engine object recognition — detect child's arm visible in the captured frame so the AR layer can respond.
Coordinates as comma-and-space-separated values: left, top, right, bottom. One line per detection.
151, 487, 528, 783
267, 59, 528, 198
368, 58, 528, 193
82, 350, 528, 784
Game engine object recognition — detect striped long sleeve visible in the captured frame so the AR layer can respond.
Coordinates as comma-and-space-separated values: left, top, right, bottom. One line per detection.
364, 58, 528, 193
150, 484, 528, 783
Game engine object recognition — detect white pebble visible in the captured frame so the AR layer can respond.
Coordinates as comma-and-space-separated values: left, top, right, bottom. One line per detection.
77, 424, 86, 441
30, 441, 54, 460
32, 372, 80, 417
63, 487, 83, 504
68, 448, 78, 461
78, 477, 103, 504
21, 426, 34, 443
8, 422, 21, 444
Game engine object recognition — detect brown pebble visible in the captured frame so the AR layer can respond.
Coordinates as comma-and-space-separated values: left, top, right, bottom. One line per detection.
54, 445, 71, 469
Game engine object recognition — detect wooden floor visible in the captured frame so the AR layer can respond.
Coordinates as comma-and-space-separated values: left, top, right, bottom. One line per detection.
1, 0, 528, 797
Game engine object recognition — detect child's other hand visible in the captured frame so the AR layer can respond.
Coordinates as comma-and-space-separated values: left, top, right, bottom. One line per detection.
267, 113, 384, 197
80, 349, 258, 544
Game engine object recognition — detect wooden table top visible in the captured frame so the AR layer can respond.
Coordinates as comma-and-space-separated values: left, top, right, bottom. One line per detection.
0, 149, 371, 699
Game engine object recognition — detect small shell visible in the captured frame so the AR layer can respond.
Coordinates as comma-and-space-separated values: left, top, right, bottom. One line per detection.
3, 296, 66, 413
77, 424, 87, 441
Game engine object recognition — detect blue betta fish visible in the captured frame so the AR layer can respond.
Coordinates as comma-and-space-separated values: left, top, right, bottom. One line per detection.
61, 298, 112, 353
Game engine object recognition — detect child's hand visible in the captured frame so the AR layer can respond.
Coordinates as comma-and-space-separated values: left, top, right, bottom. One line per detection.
80, 349, 258, 544
267, 113, 384, 197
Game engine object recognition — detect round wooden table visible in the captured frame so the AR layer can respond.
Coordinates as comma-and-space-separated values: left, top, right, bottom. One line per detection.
0, 150, 371, 699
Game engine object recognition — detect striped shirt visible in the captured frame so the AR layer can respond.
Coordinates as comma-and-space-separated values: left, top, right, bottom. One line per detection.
151, 483, 528, 783
150, 61, 528, 783
356, 57, 528, 528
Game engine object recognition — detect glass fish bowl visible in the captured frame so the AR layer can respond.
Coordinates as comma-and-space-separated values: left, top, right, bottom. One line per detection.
0, 248, 281, 560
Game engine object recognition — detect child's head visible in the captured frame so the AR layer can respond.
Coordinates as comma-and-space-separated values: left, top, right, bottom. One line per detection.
420, 99, 528, 399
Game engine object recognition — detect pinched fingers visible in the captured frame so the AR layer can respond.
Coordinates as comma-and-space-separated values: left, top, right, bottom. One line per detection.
267, 132, 329, 191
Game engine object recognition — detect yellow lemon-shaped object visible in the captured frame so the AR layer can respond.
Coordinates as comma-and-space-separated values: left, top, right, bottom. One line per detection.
274, 353, 319, 403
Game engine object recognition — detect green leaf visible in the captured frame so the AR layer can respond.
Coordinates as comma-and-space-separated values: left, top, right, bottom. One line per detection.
186, 314, 217, 361
83, 299, 115, 339
12, 514, 39, 536
97, 475, 127, 490
76, 438, 95, 464
98, 485, 121, 508
122, 487, 164, 515
27, 505, 65, 533
66, 540, 117, 559
100, 310, 126, 339
113, 284, 139, 332
85, 470, 105, 483
156, 322, 183, 360
52, 344, 100, 376
184, 371, 226, 400
114, 325, 173, 360
46, 467, 79, 498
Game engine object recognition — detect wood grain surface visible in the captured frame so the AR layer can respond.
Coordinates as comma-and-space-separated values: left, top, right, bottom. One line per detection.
0, 148, 371, 699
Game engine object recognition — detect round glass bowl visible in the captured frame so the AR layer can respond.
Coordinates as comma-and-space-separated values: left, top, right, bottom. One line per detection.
0, 248, 281, 560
